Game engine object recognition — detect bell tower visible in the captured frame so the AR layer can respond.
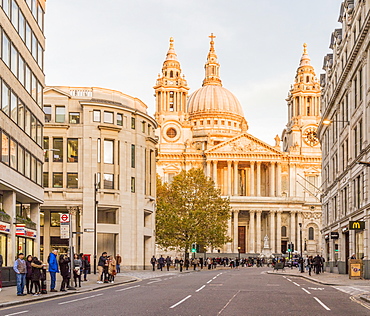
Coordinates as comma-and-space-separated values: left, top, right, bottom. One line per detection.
282, 44, 321, 155
154, 37, 189, 125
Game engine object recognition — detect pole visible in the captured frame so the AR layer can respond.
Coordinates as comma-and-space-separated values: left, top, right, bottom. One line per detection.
299, 223, 304, 273
94, 173, 97, 275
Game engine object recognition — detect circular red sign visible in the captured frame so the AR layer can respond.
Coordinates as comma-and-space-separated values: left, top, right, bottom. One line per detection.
61, 214, 69, 222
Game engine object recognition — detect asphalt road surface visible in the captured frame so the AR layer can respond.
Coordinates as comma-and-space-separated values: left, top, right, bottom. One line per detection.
1, 267, 369, 316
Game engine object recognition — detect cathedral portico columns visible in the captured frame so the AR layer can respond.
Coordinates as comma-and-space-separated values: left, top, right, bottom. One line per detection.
250, 162, 255, 196
290, 211, 297, 250
269, 162, 275, 197
227, 211, 232, 252
206, 161, 211, 178
249, 210, 255, 253
233, 161, 238, 196
233, 209, 239, 252
256, 210, 262, 253
227, 161, 232, 196
270, 210, 276, 253
276, 163, 282, 196
256, 162, 261, 197
276, 210, 282, 253
213, 161, 218, 187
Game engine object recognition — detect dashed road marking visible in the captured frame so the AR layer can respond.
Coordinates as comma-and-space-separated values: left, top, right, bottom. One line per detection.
4, 311, 29, 316
170, 295, 192, 309
207, 279, 213, 284
293, 282, 300, 287
302, 288, 311, 295
196, 285, 206, 292
314, 297, 330, 311
58, 293, 103, 305
116, 285, 141, 292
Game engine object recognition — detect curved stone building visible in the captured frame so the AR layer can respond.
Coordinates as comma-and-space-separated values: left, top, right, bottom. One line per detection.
41, 86, 157, 269
155, 35, 322, 257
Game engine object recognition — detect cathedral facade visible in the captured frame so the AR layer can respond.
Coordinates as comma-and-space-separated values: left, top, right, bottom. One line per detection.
155, 35, 322, 257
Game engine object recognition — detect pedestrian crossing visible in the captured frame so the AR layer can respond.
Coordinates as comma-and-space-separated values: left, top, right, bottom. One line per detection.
333, 285, 370, 296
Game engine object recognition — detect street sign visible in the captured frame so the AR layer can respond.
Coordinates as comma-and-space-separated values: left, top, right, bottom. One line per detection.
60, 213, 70, 223
330, 232, 339, 239
60, 224, 69, 239
84, 228, 94, 232
349, 221, 365, 230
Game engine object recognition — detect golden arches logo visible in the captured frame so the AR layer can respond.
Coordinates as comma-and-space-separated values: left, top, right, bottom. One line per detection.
352, 222, 361, 229
349, 221, 365, 230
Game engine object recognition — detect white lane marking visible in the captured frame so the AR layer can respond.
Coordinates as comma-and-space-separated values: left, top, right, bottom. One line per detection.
302, 288, 311, 295
213, 276, 217, 279
169, 295, 192, 309
314, 297, 331, 311
308, 287, 324, 291
293, 282, 300, 287
116, 285, 141, 292
207, 279, 213, 284
4, 311, 29, 316
218, 290, 240, 315
286, 278, 292, 282
196, 285, 206, 292
147, 280, 161, 284
58, 293, 102, 305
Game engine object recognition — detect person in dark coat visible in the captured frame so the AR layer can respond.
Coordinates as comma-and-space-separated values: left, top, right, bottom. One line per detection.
31, 257, 43, 296
25, 255, 33, 294
313, 254, 321, 274
150, 256, 156, 271
82, 255, 90, 281
157, 255, 165, 271
59, 254, 71, 291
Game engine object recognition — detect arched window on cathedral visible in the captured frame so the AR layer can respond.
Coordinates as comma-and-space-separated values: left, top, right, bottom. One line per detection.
170, 71, 173, 78
307, 97, 311, 115
309, 227, 314, 240
165, 71, 167, 77
176, 72, 179, 77
281, 226, 287, 237
295, 97, 300, 116
306, 76, 310, 83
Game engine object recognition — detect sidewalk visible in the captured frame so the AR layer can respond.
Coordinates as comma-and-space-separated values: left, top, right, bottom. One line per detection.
0, 269, 190, 308
267, 267, 370, 304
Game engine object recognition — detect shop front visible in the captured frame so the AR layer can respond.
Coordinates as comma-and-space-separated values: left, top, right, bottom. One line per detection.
15, 224, 36, 257
0, 221, 10, 266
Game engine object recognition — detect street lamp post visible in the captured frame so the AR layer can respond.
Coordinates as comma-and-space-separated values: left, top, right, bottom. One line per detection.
93, 173, 98, 275
238, 246, 241, 261
299, 223, 304, 273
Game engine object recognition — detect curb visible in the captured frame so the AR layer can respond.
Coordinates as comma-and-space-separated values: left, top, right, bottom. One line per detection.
359, 294, 370, 304
266, 271, 342, 286
0, 277, 138, 309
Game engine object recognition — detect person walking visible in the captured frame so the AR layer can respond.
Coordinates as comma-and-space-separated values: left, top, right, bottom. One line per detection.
25, 255, 34, 294
97, 252, 108, 284
31, 257, 43, 296
73, 254, 82, 288
13, 253, 27, 296
108, 255, 116, 283
165, 256, 172, 271
150, 256, 156, 271
48, 249, 59, 292
59, 254, 71, 292
82, 255, 90, 281
115, 254, 121, 274
313, 254, 321, 274
158, 255, 165, 271
179, 258, 184, 272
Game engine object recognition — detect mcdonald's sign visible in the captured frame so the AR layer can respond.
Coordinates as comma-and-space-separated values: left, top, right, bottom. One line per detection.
349, 221, 365, 230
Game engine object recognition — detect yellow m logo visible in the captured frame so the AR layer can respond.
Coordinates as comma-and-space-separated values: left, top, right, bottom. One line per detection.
352, 222, 360, 229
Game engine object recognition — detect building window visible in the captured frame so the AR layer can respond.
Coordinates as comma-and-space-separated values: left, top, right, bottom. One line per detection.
166, 128, 177, 138
104, 111, 113, 124
44, 137, 49, 162
2, 32, 10, 68
97, 138, 101, 163
131, 177, 135, 193
50, 212, 64, 227
98, 209, 116, 224
24, 151, 30, 178
18, 146, 24, 175
9, 138, 17, 169
142, 121, 145, 133
2, 82, 10, 116
308, 227, 314, 240
67, 173, 78, 189
18, 101, 25, 130
1, 132, 9, 164
93, 110, 101, 122
104, 140, 114, 164
131, 144, 135, 168
55, 106, 65, 123
103, 173, 114, 189
43, 172, 49, 188
131, 117, 136, 129
281, 226, 287, 237
53, 172, 63, 188
69, 112, 80, 124
53, 138, 63, 162
67, 139, 78, 162
117, 113, 123, 126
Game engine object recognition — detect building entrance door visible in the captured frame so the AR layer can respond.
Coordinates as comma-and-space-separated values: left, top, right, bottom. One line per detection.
238, 226, 246, 253
281, 241, 287, 254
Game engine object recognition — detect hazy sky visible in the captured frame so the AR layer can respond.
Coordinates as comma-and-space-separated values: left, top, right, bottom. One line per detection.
44, 0, 341, 145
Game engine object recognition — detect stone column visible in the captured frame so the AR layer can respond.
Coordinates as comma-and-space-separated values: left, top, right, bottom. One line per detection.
297, 212, 303, 254
213, 161, 218, 187
3, 191, 16, 265
276, 163, 282, 196
227, 161, 232, 196
250, 162, 255, 196
276, 210, 282, 254
206, 161, 211, 178
269, 162, 275, 197
233, 161, 238, 196
249, 210, 255, 253
256, 210, 262, 253
30, 203, 40, 258
233, 210, 239, 252
227, 211, 232, 252
270, 210, 276, 253
290, 211, 297, 251
256, 162, 261, 196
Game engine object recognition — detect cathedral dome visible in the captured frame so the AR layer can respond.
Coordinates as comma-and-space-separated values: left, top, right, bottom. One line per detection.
187, 84, 244, 117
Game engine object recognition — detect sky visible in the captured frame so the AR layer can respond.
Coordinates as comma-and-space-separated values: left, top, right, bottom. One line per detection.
44, 0, 341, 145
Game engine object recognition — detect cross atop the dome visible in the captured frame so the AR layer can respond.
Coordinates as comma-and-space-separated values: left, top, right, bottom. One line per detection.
303, 43, 308, 55
209, 33, 216, 51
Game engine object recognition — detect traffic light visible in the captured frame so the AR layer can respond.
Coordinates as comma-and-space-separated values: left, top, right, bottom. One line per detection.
191, 243, 197, 253
287, 242, 294, 252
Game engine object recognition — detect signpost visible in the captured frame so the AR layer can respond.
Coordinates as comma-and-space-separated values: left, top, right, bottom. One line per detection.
60, 214, 70, 239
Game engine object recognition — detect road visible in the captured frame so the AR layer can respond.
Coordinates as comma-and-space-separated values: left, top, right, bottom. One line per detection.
1, 267, 369, 316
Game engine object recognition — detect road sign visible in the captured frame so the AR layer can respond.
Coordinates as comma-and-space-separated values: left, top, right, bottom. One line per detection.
60, 224, 69, 239
60, 214, 70, 223
349, 221, 365, 230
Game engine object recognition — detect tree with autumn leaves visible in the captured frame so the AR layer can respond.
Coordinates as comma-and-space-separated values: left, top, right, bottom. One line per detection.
156, 168, 231, 255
